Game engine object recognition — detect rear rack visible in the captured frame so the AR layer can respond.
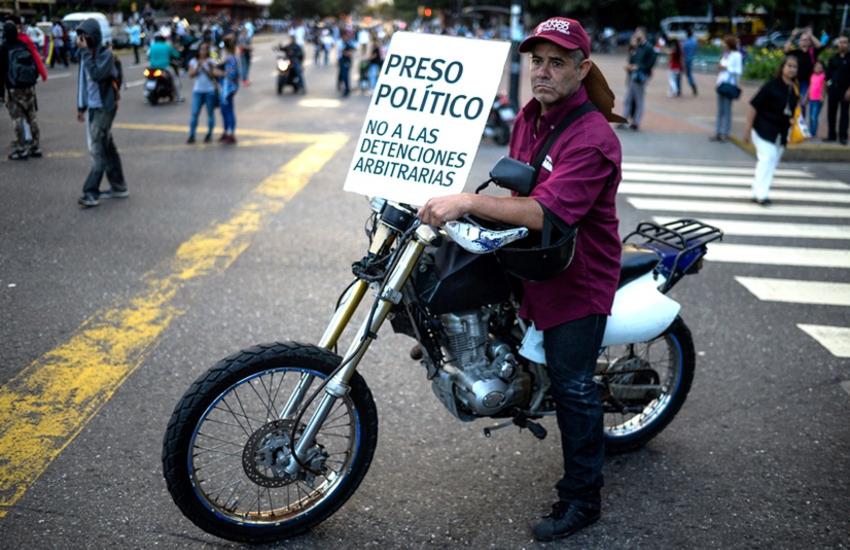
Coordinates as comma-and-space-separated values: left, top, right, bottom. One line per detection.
623, 219, 724, 292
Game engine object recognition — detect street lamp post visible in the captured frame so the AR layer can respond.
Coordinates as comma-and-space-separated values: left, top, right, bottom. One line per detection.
509, 1, 522, 109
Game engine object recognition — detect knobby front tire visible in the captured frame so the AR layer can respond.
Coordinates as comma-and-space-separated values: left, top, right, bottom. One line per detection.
162, 342, 379, 543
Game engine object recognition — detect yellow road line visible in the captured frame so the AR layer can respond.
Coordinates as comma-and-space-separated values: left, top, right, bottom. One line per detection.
44, 138, 296, 159
0, 132, 348, 518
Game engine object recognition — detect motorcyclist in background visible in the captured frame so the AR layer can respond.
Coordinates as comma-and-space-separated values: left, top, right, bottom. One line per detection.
282, 35, 305, 92
148, 31, 184, 102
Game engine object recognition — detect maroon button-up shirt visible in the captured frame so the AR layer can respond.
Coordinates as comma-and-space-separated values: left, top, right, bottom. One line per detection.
508, 85, 622, 330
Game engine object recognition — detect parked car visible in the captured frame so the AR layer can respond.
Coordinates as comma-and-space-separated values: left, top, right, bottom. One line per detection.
111, 25, 130, 49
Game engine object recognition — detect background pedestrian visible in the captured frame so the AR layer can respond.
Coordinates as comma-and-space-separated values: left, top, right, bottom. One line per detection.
1, 19, 47, 160
809, 60, 825, 137
682, 28, 698, 96
667, 38, 682, 97
784, 27, 822, 113
712, 35, 742, 142
187, 42, 219, 144
743, 55, 799, 206
621, 27, 655, 131
75, 18, 127, 207
218, 34, 239, 144
826, 33, 850, 144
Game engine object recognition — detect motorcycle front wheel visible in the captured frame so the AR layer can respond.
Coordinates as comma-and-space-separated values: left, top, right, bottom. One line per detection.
598, 316, 695, 453
162, 342, 378, 543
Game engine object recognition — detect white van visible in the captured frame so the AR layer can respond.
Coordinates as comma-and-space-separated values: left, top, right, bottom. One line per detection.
63, 12, 112, 47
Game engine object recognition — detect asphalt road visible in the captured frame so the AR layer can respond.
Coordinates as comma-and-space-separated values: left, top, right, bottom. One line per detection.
1, 37, 849, 549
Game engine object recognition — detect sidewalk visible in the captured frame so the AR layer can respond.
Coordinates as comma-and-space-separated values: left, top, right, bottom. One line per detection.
587, 53, 850, 162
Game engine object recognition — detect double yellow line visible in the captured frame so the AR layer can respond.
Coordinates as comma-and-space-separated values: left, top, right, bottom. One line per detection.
0, 127, 348, 517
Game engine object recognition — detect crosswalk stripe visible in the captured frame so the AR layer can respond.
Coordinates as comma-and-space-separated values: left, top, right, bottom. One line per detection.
623, 162, 812, 178
628, 198, 850, 219
621, 183, 850, 204
707, 243, 850, 268
620, 177, 850, 192
621, 171, 847, 188
797, 324, 850, 358
735, 277, 850, 306
654, 217, 850, 240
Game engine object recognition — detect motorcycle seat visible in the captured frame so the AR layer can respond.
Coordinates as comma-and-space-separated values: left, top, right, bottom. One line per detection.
619, 244, 660, 288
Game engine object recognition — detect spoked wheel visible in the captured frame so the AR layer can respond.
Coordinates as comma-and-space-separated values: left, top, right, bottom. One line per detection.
162, 342, 378, 543
597, 317, 695, 453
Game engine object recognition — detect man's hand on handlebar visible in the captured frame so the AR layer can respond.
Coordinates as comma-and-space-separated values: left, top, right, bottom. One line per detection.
418, 194, 472, 227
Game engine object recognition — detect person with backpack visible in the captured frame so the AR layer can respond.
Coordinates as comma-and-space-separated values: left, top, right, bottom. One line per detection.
75, 18, 127, 208
1, 19, 47, 160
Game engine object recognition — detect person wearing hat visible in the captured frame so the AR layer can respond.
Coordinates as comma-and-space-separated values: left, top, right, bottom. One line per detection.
419, 16, 623, 542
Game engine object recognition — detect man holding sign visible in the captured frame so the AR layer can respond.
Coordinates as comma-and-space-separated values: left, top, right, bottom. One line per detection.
418, 17, 623, 542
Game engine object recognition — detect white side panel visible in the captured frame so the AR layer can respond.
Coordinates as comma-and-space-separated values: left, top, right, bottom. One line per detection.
601, 272, 681, 347
517, 272, 681, 364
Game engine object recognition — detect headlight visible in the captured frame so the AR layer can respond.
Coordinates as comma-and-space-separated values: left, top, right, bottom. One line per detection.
153, 69, 162, 77
277, 59, 290, 72
143, 68, 150, 77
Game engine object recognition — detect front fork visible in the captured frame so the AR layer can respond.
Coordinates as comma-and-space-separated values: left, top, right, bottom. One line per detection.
282, 223, 438, 473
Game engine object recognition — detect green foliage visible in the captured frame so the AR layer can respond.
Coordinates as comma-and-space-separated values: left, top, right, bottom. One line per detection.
268, 0, 363, 18
743, 48, 785, 80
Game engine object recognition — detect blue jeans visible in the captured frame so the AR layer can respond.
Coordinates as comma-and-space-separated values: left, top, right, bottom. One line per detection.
339, 60, 352, 96
368, 62, 380, 90
543, 314, 607, 506
799, 81, 810, 116
189, 91, 216, 139
716, 93, 733, 137
221, 93, 236, 134
684, 59, 697, 94
809, 99, 823, 136
240, 50, 252, 81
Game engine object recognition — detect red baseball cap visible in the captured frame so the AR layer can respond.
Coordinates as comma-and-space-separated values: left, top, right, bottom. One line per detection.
519, 17, 590, 58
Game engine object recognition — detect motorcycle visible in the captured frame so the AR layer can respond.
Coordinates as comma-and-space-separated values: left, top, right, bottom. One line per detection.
275, 48, 305, 95
483, 94, 516, 146
143, 66, 176, 105
162, 157, 723, 543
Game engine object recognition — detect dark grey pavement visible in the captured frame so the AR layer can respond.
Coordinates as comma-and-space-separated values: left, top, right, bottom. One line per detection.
0, 40, 848, 548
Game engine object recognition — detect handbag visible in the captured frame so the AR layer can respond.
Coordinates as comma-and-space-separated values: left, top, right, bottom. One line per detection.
788, 85, 809, 144
716, 80, 741, 100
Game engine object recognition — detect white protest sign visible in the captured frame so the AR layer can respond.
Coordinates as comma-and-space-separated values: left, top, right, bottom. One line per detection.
343, 32, 511, 206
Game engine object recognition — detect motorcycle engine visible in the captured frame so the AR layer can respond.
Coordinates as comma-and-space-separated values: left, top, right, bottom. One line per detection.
431, 309, 531, 420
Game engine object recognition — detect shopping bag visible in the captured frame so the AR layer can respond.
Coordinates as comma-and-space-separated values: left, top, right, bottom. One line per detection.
788, 105, 809, 145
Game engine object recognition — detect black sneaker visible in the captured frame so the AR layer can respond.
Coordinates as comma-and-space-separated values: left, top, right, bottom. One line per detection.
186, 135, 196, 144
531, 501, 600, 542
78, 193, 99, 207
8, 150, 28, 161
99, 188, 129, 199
203, 132, 212, 143
28, 147, 43, 158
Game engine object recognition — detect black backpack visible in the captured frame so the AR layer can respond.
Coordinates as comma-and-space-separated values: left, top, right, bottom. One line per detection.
8, 45, 38, 88
111, 52, 123, 101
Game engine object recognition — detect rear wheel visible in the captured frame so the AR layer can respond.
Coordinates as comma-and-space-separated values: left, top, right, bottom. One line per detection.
162, 342, 379, 543
598, 317, 695, 453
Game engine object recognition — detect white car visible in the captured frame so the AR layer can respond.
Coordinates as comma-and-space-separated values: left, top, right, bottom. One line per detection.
63, 12, 112, 47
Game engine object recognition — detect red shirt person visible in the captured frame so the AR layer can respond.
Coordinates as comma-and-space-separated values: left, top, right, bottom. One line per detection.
419, 16, 623, 542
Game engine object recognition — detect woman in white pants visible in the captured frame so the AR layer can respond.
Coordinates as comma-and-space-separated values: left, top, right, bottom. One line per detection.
743, 56, 799, 205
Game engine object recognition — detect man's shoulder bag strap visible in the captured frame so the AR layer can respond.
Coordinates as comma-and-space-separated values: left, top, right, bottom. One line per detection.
530, 101, 597, 187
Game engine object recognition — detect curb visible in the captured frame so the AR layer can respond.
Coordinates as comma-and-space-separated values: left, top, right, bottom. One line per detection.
728, 135, 850, 162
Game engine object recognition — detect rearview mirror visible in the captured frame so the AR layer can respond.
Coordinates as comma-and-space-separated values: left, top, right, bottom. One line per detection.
489, 156, 535, 196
